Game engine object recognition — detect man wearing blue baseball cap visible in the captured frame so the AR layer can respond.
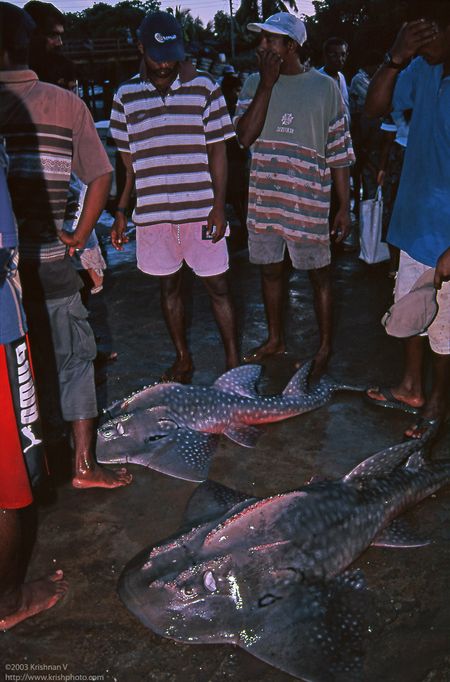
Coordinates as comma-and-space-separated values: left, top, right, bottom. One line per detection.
110, 11, 240, 383
235, 13, 354, 381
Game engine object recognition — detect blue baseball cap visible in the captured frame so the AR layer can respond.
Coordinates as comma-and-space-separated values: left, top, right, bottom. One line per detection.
137, 11, 185, 63
247, 12, 307, 46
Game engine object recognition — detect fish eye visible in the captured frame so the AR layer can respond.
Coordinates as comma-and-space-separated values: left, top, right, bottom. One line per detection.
183, 586, 194, 596
258, 593, 281, 608
203, 570, 217, 593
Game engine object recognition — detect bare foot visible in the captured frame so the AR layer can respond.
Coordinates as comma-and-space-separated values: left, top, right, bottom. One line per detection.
0, 571, 68, 631
243, 341, 285, 364
72, 465, 132, 489
160, 357, 193, 384
404, 402, 445, 439
96, 350, 118, 365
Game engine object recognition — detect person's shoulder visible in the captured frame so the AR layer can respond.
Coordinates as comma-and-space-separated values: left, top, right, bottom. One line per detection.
308, 67, 335, 89
115, 74, 144, 97
36, 81, 88, 112
402, 56, 430, 80
185, 71, 220, 92
240, 72, 259, 93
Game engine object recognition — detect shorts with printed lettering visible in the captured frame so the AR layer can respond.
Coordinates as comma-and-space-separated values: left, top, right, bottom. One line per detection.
395, 251, 450, 355
136, 223, 229, 278
0, 339, 37, 508
248, 228, 331, 270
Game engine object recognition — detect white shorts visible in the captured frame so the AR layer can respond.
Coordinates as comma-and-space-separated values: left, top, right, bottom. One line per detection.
136, 223, 229, 278
395, 251, 450, 355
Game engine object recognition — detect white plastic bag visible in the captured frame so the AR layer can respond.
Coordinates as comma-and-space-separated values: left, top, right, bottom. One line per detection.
358, 186, 390, 264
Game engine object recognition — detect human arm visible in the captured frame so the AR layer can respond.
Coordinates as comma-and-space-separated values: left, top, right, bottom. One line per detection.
206, 140, 228, 242
365, 20, 439, 117
434, 247, 450, 290
235, 51, 281, 148
59, 171, 112, 256
111, 151, 134, 251
377, 128, 396, 186
330, 166, 351, 242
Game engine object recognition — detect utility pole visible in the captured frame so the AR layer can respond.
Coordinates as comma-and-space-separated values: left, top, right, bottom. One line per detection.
229, 0, 236, 59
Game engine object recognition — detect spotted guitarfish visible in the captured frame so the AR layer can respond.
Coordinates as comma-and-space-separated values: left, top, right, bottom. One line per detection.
119, 435, 450, 681
96, 361, 361, 482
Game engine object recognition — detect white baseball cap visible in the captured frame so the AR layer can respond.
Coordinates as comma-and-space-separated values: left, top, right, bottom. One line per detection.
247, 12, 307, 47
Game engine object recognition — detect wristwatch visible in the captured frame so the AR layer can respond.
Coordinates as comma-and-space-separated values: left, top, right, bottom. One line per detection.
383, 51, 405, 70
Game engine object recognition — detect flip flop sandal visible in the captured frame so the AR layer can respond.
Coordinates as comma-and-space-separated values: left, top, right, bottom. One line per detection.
364, 387, 422, 415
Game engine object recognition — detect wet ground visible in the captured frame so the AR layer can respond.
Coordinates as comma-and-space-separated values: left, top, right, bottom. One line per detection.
2, 224, 449, 682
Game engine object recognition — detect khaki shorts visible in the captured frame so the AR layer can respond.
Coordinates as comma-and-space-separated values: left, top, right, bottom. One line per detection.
248, 228, 331, 270
136, 223, 229, 278
395, 251, 450, 355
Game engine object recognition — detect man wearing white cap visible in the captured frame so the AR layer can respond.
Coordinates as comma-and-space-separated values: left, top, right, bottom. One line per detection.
235, 13, 354, 380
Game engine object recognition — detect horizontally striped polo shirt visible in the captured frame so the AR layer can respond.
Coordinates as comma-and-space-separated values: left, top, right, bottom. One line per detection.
235, 69, 354, 243
0, 70, 112, 264
110, 71, 235, 226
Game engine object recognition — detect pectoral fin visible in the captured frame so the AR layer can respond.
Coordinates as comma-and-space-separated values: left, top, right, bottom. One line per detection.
125, 429, 219, 483
242, 569, 372, 682
223, 423, 264, 447
371, 519, 430, 548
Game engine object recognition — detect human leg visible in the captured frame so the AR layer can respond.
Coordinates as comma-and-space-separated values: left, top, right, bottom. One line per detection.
367, 335, 426, 410
367, 252, 432, 411
0, 508, 67, 630
27, 295, 131, 488
159, 270, 193, 383
243, 261, 286, 363
243, 229, 287, 362
404, 279, 450, 437
307, 265, 333, 380
201, 273, 239, 369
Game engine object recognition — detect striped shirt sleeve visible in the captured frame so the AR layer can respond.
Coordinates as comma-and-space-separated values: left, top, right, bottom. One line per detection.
110, 91, 130, 153
325, 85, 355, 168
203, 84, 235, 144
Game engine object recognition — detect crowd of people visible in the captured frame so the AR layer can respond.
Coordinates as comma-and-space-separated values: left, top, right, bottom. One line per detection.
1, 0, 449, 636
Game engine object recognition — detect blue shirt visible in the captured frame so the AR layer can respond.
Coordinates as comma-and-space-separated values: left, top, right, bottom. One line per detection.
387, 58, 450, 266
0, 142, 27, 344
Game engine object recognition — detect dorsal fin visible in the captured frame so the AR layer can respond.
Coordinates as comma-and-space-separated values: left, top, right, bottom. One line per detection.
212, 364, 262, 398
282, 360, 312, 397
344, 437, 430, 482
181, 481, 254, 529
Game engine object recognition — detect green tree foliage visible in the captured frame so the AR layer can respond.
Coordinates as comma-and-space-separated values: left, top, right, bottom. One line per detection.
166, 5, 214, 43
235, 0, 298, 30
214, 9, 231, 43
65, 0, 160, 40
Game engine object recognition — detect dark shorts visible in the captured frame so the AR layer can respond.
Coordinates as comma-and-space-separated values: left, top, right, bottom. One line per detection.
25, 293, 98, 422
0, 339, 38, 509
248, 228, 331, 270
